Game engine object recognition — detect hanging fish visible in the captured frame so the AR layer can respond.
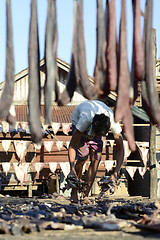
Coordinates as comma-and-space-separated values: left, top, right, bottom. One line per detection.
130, 0, 144, 105
58, 0, 79, 105
115, 0, 135, 151
132, 0, 144, 81
0, 0, 15, 127
106, 0, 118, 92
28, 0, 42, 143
44, 0, 58, 124
142, 0, 160, 128
77, 0, 97, 100
94, 0, 107, 98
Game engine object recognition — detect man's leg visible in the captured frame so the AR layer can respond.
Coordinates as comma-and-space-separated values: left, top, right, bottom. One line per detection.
75, 159, 87, 178
70, 159, 87, 203
83, 157, 100, 201
82, 140, 102, 204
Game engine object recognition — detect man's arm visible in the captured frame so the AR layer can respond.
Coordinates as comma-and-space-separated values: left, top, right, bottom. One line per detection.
110, 133, 124, 180
68, 128, 83, 176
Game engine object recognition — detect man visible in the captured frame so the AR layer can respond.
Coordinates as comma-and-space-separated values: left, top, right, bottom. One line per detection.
68, 100, 124, 204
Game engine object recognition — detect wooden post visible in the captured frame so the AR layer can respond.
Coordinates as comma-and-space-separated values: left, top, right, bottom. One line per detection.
56, 172, 60, 194
27, 184, 33, 198
149, 28, 157, 199
149, 124, 157, 199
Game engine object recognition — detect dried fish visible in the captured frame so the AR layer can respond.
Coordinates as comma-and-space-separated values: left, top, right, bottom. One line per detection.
94, 0, 107, 97
77, 0, 97, 100
130, 0, 144, 105
97, 176, 119, 199
0, 0, 15, 126
11, 224, 24, 236
115, 0, 135, 151
28, 0, 42, 143
141, 0, 160, 128
136, 203, 160, 232
44, 0, 58, 124
0, 222, 10, 234
58, 0, 79, 105
106, 0, 118, 92
0, 196, 158, 235
82, 214, 131, 230
58, 0, 97, 105
132, 0, 144, 80
61, 175, 88, 193
132, 0, 144, 81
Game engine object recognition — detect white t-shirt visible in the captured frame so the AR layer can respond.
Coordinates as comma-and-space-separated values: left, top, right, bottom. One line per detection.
71, 100, 122, 136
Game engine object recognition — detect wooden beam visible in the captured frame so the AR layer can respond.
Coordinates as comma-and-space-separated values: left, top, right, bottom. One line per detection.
149, 28, 158, 200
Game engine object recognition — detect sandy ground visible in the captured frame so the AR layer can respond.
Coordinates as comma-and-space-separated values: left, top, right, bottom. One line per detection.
0, 228, 159, 240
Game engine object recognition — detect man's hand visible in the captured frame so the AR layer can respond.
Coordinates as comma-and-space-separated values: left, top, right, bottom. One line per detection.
97, 176, 116, 197
110, 172, 118, 181
68, 169, 78, 178
62, 174, 88, 193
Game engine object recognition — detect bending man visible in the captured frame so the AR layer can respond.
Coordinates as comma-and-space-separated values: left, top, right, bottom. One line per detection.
68, 100, 124, 204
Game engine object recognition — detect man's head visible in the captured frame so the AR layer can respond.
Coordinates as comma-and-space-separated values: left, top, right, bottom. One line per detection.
92, 114, 110, 137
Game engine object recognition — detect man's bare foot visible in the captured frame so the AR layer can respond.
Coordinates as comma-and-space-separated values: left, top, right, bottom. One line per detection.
81, 196, 93, 205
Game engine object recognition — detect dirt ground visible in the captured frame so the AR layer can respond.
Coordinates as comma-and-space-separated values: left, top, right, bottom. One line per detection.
0, 228, 159, 240
0, 194, 159, 240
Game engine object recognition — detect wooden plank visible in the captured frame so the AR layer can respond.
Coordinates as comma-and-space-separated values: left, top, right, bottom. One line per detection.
2, 185, 38, 191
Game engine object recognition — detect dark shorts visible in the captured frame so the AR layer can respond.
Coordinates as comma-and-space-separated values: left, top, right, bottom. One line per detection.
72, 125, 103, 161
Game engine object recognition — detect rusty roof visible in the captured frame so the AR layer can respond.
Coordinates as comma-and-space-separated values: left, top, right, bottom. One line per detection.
15, 105, 76, 123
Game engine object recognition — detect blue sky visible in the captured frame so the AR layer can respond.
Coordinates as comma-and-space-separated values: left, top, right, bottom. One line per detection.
0, 0, 159, 82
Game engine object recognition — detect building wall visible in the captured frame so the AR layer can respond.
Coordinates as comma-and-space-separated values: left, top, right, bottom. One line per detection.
7, 60, 87, 106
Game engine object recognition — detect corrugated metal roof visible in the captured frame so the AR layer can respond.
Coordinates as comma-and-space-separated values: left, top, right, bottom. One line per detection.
15, 105, 76, 123
14, 104, 149, 123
